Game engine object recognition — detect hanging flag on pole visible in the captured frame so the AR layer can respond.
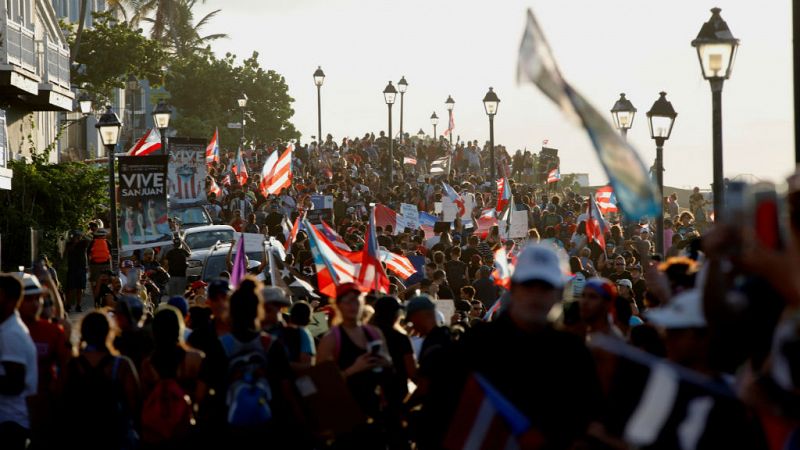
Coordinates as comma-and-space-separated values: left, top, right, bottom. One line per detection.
128, 128, 162, 156
586, 191, 608, 251
265, 143, 293, 195
442, 182, 466, 216
546, 168, 561, 183
430, 155, 450, 175
379, 250, 417, 280
208, 177, 222, 198
496, 177, 512, 213
205, 128, 219, 165
357, 207, 390, 294
258, 150, 279, 197
443, 111, 455, 136
517, 8, 659, 219
595, 185, 619, 215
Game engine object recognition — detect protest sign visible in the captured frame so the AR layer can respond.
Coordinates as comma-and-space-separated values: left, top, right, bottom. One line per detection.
400, 203, 420, 229
118, 156, 171, 251
435, 300, 456, 326
310, 194, 334, 210
509, 210, 530, 239
168, 138, 206, 205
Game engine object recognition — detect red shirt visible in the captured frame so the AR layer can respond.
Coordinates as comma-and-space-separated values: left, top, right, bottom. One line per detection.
27, 319, 68, 391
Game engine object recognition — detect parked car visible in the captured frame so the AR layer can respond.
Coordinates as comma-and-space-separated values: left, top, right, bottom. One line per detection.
169, 204, 213, 229
196, 241, 266, 282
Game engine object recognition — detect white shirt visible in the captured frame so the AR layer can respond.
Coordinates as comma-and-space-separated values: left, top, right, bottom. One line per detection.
0, 311, 37, 428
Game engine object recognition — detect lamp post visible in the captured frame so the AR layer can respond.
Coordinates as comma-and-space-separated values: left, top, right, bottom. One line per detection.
482, 87, 500, 181
445, 95, 454, 147
692, 7, 739, 217
96, 106, 122, 272
646, 92, 677, 256
127, 74, 139, 145
77, 92, 92, 115
237, 94, 248, 146
313, 66, 325, 146
397, 76, 408, 143
383, 81, 397, 182
417, 129, 425, 142
430, 111, 439, 141
151, 99, 171, 155
611, 93, 637, 140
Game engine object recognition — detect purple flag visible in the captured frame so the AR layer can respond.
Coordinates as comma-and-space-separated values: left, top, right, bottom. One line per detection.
230, 234, 247, 286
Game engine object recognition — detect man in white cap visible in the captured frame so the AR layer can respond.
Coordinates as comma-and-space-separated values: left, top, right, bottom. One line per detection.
0, 274, 37, 449
646, 289, 712, 374
417, 244, 603, 450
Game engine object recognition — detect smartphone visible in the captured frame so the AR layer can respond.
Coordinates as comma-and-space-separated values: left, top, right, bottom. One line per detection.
367, 340, 382, 356
752, 182, 783, 251
724, 181, 750, 256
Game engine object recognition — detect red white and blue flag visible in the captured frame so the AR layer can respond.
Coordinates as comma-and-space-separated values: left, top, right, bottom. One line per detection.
496, 177, 511, 213
319, 220, 352, 252
232, 147, 248, 186
403, 156, 417, 165
357, 207, 390, 294
443, 111, 455, 137
547, 167, 561, 183
128, 128, 161, 156
587, 191, 608, 250
221, 174, 231, 186
205, 128, 219, 165
258, 150, 279, 197
379, 250, 417, 280
491, 247, 514, 290
264, 143, 293, 195
285, 214, 303, 251
442, 182, 466, 216
304, 217, 357, 298
595, 185, 619, 215
443, 373, 544, 450
208, 177, 222, 198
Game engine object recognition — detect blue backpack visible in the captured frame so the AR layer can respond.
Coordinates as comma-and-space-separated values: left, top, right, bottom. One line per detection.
220, 333, 274, 427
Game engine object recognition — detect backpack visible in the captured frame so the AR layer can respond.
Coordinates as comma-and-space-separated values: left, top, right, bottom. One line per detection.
220, 333, 274, 427
88, 238, 111, 264
141, 363, 194, 443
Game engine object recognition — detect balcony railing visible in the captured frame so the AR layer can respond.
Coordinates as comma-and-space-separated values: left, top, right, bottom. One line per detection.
6, 19, 36, 73
38, 35, 70, 89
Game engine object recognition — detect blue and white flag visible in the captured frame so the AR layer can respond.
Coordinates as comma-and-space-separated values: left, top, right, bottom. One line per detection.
517, 9, 659, 219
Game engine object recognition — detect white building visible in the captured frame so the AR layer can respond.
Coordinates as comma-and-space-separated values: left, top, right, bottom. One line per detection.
0, 0, 74, 189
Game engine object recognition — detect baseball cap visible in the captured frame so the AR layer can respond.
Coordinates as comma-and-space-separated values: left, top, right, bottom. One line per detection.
207, 278, 231, 298
510, 244, 566, 288
616, 279, 633, 289
261, 286, 291, 306
167, 296, 189, 317
115, 295, 144, 322
584, 278, 617, 302
190, 280, 208, 290
405, 295, 436, 317
121, 260, 134, 269
336, 282, 361, 299
646, 289, 706, 329
15, 273, 44, 296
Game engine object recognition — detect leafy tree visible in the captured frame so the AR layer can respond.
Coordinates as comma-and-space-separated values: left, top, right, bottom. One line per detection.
0, 160, 108, 270
166, 50, 299, 148
145, 0, 227, 58
65, 12, 168, 104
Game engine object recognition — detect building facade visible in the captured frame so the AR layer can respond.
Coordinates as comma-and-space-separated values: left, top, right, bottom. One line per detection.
0, 0, 74, 189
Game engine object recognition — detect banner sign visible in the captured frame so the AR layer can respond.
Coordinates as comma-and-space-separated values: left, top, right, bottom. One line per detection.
168, 137, 207, 205
118, 156, 172, 251
310, 194, 334, 210
400, 203, 420, 229
306, 208, 334, 225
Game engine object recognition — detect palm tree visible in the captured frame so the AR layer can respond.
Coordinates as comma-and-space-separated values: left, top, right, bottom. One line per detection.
70, 0, 135, 64
145, 0, 227, 57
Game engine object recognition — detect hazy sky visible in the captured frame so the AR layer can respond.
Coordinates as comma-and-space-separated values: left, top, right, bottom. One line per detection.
193, 0, 793, 189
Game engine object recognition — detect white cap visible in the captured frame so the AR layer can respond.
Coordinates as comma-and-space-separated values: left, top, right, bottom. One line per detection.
510, 244, 566, 288
646, 289, 706, 329
616, 279, 633, 289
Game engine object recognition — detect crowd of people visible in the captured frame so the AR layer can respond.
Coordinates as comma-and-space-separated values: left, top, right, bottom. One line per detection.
1, 132, 798, 450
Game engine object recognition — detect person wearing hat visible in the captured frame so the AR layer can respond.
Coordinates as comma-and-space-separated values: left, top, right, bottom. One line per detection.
186, 280, 207, 306
580, 278, 622, 340
64, 230, 91, 313
87, 228, 112, 292
0, 274, 37, 449
118, 259, 135, 288
260, 286, 291, 337
416, 244, 603, 450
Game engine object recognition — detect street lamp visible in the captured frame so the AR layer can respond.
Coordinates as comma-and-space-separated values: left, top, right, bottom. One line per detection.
383, 81, 397, 182
78, 92, 92, 115
417, 129, 425, 142
398, 76, 408, 143
151, 99, 171, 155
482, 87, 500, 181
237, 93, 248, 146
610, 93, 637, 140
95, 105, 122, 272
445, 95, 455, 148
691, 7, 739, 217
646, 91, 677, 256
313, 66, 325, 146
430, 111, 439, 140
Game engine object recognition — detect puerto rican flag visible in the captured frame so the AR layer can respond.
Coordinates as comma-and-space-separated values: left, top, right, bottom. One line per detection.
443, 111, 455, 137
208, 177, 222, 198
595, 185, 619, 215
491, 247, 514, 290
221, 174, 231, 186
587, 191, 608, 250
285, 214, 303, 251
205, 128, 219, 165
379, 250, 417, 280
258, 150, 279, 197
419, 211, 437, 239
403, 156, 417, 165
127, 128, 161, 156
356, 207, 390, 294
304, 217, 357, 298
442, 182, 466, 216
231, 147, 248, 186
443, 373, 544, 450
319, 220, 352, 252
496, 177, 511, 213
547, 167, 561, 183
264, 144, 293, 195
